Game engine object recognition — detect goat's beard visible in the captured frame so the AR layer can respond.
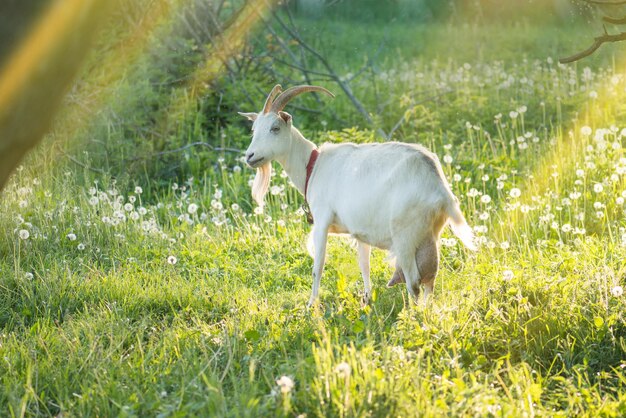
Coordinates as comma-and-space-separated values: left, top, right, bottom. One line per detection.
251, 162, 271, 208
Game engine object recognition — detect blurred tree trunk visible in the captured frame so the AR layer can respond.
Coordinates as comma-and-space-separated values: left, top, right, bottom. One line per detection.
0, 0, 119, 191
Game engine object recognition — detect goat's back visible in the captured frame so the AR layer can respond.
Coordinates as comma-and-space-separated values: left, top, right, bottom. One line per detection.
308, 141, 455, 248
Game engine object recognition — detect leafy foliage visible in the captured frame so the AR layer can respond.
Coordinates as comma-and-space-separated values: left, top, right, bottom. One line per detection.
2, 15, 626, 418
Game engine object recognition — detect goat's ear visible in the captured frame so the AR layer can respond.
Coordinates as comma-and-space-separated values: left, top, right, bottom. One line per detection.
238, 112, 258, 121
278, 111, 292, 125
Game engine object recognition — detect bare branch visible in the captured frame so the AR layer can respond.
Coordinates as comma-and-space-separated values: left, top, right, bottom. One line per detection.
62, 151, 107, 174
584, 0, 626, 4
270, 11, 387, 138
559, 31, 626, 63
603, 14, 626, 24
149, 142, 242, 157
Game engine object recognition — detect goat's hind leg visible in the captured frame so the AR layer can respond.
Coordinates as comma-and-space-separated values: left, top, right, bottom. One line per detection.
416, 236, 439, 303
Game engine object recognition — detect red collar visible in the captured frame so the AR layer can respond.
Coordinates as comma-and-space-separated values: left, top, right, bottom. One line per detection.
304, 149, 319, 201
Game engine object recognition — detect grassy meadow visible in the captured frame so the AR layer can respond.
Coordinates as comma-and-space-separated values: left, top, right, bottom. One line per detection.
3, 14, 626, 416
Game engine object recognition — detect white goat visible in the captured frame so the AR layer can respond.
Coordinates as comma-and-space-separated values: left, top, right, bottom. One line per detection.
239, 85, 475, 306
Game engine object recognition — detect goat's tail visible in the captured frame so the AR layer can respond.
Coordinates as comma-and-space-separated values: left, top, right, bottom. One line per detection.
446, 199, 477, 251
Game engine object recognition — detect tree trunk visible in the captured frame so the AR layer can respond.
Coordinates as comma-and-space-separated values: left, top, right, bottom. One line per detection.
0, 0, 119, 191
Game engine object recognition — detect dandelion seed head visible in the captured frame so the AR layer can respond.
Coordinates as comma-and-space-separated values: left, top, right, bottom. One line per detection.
611, 286, 623, 297
187, 203, 199, 214
276, 376, 294, 394
334, 362, 351, 378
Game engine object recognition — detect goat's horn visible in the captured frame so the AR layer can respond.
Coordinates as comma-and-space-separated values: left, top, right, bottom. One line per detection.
270, 85, 334, 113
263, 84, 282, 114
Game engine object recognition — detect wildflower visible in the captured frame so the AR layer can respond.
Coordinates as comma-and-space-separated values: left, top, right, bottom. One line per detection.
24, 272, 34, 280
611, 286, 623, 297
233, 166, 242, 173
561, 224, 572, 233
276, 376, 294, 394
443, 155, 453, 164
18, 229, 30, 240
509, 111, 518, 119
124, 203, 133, 212
135, 186, 143, 194
509, 188, 521, 198
67, 233, 77, 241
214, 189, 223, 200
129, 195, 136, 204
89, 196, 99, 206
167, 255, 177, 265
467, 188, 480, 198
254, 206, 263, 215
594, 183, 604, 194
581, 126, 592, 136
503, 270, 514, 281
77, 243, 85, 250
480, 195, 492, 204
138, 207, 148, 215
335, 362, 351, 378
231, 203, 240, 211
187, 203, 199, 214
500, 241, 510, 250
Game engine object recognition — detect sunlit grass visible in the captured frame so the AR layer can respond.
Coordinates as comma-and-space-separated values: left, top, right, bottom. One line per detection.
3, 16, 626, 417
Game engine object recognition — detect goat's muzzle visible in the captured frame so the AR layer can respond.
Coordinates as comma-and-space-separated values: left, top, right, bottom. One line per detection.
246, 152, 265, 168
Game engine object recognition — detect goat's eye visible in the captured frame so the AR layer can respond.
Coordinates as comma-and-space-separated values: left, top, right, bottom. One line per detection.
270, 126, 280, 133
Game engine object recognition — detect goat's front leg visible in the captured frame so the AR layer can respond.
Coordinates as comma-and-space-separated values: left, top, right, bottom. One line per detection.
307, 222, 330, 307
356, 241, 371, 304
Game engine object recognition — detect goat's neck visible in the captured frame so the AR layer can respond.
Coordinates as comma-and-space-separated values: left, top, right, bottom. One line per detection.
276, 127, 317, 196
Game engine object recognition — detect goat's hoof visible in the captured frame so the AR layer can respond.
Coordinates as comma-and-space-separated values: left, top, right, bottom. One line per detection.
361, 292, 371, 306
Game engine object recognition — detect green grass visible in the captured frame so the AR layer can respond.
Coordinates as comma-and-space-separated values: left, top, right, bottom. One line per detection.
2, 19, 626, 416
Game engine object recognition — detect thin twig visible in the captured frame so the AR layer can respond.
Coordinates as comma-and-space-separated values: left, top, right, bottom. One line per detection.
150, 142, 242, 157
272, 11, 387, 137
61, 151, 107, 174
